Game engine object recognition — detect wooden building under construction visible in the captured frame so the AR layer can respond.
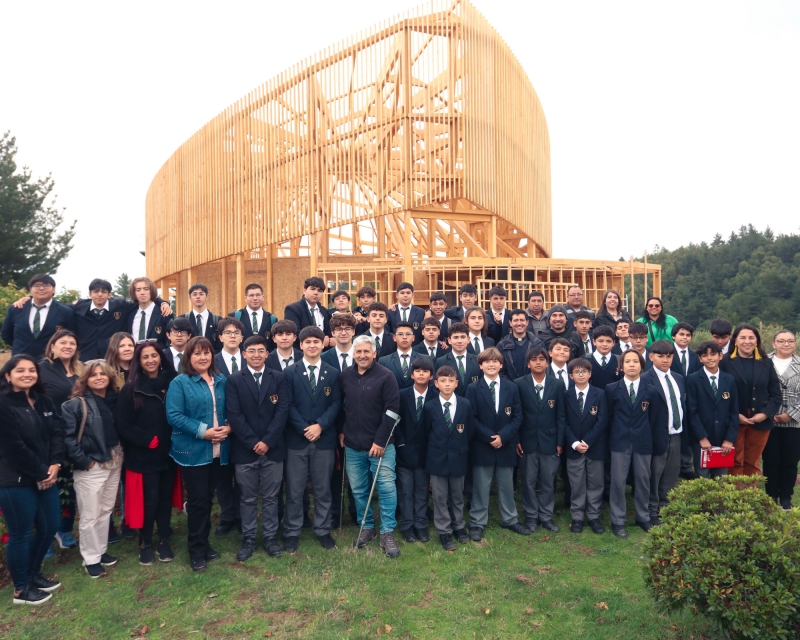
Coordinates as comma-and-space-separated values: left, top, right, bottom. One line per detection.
145, 0, 659, 316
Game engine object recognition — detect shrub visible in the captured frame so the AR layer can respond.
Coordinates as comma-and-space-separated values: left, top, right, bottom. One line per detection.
643, 475, 800, 638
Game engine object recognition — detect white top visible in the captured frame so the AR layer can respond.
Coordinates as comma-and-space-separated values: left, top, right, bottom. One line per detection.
248, 364, 265, 376
483, 375, 500, 412
92, 300, 110, 312
572, 386, 590, 450
169, 346, 184, 370
28, 299, 52, 332
654, 368, 684, 434
675, 346, 690, 372
277, 352, 295, 370
623, 377, 641, 397
220, 349, 239, 374
579, 336, 593, 354
397, 305, 413, 320
439, 394, 457, 415
593, 350, 613, 366
773, 356, 792, 377
307, 303, 325, 330
422, 341, 439, 356
132, 302, 155, 339
530, 375, 547, 394
414, 387, 428, 404
192, 309, 210, 333
721, 340, 730, 355
619, 342, 632, 352
334, 346, 354, 370
470, 332, 484, 353
246, 307, 264, 332
551, 363, 569, 390
704, 367, 720, 385
302, 358, 321, 373
369, 330, 386, 343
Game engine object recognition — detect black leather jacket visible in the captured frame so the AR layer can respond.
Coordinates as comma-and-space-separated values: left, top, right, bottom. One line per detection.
62, 391, 118, 470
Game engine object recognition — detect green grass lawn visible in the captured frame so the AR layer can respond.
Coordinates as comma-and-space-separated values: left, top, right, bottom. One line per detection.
0, 490, 717, 640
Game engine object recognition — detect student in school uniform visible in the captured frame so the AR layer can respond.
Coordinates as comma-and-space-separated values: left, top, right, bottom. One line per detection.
710, 319, 733, 356
214, 318, 245, 378
329, 290, 352, 318
351, 286, 376, 326
412, 318, 448, 361
165, 318, 193, 372
465, 347, 525, 541
486, 286, 511, 344
436, 323, 481, 397
497, 310, 545, 381
283, 327, 341, 551
569, 311, 595, 357
548, 338, 573, 391
612, 319, 633, 355
564, 358, 608, 534
388, 282, 425, 344
444, 284, 479, 322
514, 344, 566, 533
629, 323, 653, 371
423, 365, 474, 550
127, 277, 173, 349
360, 303, 397, 359
181, 283, 224, 354
321, 313, 356, 372
379, 322, 422, 390
605, 350, 655, 539
643, 340, 686, 528
426, 293, 453, 337
668, 322, 702, 479
465, 306, 495, 355
586, 326, 620, 390
395, 358, 437, 543
686, 341, 738, 479
228, 283, 278, 352
283, 277, 331, 346
266, 320, 302, 372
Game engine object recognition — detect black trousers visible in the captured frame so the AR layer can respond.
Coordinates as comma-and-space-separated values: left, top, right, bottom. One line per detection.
216, 461, 241, 525
181, 459, 222, 561
140, 466, 175, 546
330, 443, 357, 523
763, 428, 800, 502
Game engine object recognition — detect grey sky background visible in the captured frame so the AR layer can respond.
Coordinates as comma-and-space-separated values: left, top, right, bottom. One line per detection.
2, 0, 798, 293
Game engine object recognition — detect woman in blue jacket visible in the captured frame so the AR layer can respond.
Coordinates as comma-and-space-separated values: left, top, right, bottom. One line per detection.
166, 337, 230, 572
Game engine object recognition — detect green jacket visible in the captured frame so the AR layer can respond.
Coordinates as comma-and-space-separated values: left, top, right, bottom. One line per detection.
635, 314, 679, 347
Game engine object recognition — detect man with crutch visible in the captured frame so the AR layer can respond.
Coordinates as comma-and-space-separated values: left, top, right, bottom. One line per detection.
339, 335, 402, 557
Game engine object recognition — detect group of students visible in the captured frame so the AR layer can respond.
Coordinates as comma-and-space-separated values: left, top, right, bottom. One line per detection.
0, 274, 798, 608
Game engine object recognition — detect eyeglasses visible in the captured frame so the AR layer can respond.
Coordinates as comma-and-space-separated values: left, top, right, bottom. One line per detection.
568, 293, 582, 298
245, 349, 268, 355
221, 330, 242, 337
333, 327, 354, 333
30, 283, 53, 289
169, 330, 190, 336
775, 339, 796, 345
395, 333, 414, 338
136, 338, 158, 345
571, 369, 590, 375
646, 304, 661, 308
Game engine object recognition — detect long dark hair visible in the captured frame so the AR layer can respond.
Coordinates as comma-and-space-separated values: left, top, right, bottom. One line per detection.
464, 306, 489, 337
0, 355, 46, 396
126, 341, 176, 410
181, 337, 219, 376
730, 323, 768, 360
642, 296, 666, 329
599, 289, 625, 318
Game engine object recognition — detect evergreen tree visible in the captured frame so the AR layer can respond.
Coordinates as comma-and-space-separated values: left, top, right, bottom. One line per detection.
113, 273, 132, 300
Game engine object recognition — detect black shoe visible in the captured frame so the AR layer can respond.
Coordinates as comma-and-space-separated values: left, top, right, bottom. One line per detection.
283, 537, 299, 553
414, 527, 430, 543
12, 587, 52, 605
439, 533, 457, 551
330, 516, 341, 529
139, 545, 155, 566
107, 525, 120, 545
650, 516, 664, 527
469, 527, 484, 542
540, 520, 560, 533
570, 520, 583, 533
454, 528, 469, 544
120, 523, 137, 539
354, 527, 377, 549
236, 538, 256, 562
588, 519, 606, 535
400, 528, 418, 543
525, 520, 539, 532
29, 573, 61, 592
190, 558, 207, 572
157, 540, 174, 562
380, 532, 401, 558
205, 547, 220, 561
636, 520, 653, 532
100, 553, 117, 566
85, 563, 107, 578
679, 470, 698, 481
781, 499, 792, 511
215, 520, 236, 535
303, 512, 313, 528
611, 525, 628, 539
264, 537, 282, 557
317, 534, 336, 550
501, 522, 531, 536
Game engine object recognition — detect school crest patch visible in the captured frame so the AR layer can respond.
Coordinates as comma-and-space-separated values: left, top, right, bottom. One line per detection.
456, 423, 464, 434
548, 399, 555, 408
641, 401, 649, 411
504, 406, 512, 416
55, 325, 63, 331
413, 322, 419, 330
471, 376, 479, 383
264, 330, 271, 339
114, 311, 121, 320
722, 391, 730, 399
324, 387, 331, 396
270, 394, 278, 404
590, 406, 598, 416
155, 326, 162, 334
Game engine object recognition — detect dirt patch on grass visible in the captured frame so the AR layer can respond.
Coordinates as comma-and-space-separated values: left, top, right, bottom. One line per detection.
136, 576, 158, 601
223, 561, 277, 580
410, 589, 435, 608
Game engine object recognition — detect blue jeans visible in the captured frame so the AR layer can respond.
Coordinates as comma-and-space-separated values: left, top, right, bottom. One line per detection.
0, 485, 60, 590
345, 445, 397, 534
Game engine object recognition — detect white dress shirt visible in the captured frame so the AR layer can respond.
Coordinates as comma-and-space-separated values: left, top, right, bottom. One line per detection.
369, 330, 386, 347
593, 350, 613, 367
307, 303, 325, 330
623, 376, 641, 398
169, 346, 184, 370
531, 375, 547, 395
91, 300, 110, 313
397, 305, 413, 322
276, 350, 296, 370
579, 336, 593, 355
246, 307, 264, 333
674, 345, 690, 374
439, 393, 457, 416
571, 384, 591, 449
619, 342, 632, 352
414, 387, 428, 405
484, 375, 500, 412
470, 332, 485, 353
422, 341, 439, 357
220, 349, 240, 374
132, 302, 155, 339
721, 340, 730, 355
192, 309, 210, 334
28, 299, 52, 333
248, 364, 266, 378
334, 345, 355, 370
551, 363, 570, 390
704, 367, 721, 386
654, 368, 684, 434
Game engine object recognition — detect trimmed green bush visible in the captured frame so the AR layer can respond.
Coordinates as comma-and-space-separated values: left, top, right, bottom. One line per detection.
643, 475, 800, 638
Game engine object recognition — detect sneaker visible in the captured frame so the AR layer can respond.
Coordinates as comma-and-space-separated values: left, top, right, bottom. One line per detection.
157, 540, 174, 562
100, 553, 118, 566
283, 537, 299, 553
588, 519, 606, 535
780, 499, 792, 511
139, 545, 155, 566
501, 522, 531, 536
439, 532, 457, 551
414, 527, 430, 543
29, 574, 61, 592
55, 531, 77, 549
120, 523, 137, 539
317, 534, 336, 550
380, 532, 401, 558
107, 525, 120, 545
454, 528, 469, 544
570, 520, 584, 534
354, 527, 377, 549
12, 587, 52, 605
205, 547, 220, 561
469, 527, 484, 542
264, 538, 282, 558
400, 528, 418, 543
236, 538, 256, 562
85, 563, 107, 579
190, 558, 207, 572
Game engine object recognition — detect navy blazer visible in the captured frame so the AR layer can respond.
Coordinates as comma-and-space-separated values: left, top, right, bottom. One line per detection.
283, 299, 331, 342
466, 336, 496, 355
74, 297, 157, 359
181, 311, 224, 353
413, 341, 448, 361
584, 353, 620, 390
564, 385, 608, 461
486, 310, 511, 344
126, 305, 172, 349
465, 377, 522, 467
379, 350, 422, 390
686, 369, 739, 446
396, 386, 438, 469
670, 346, 702, 379
435, 351, 481, 397
214, 352, 237, 378
228, 308, 277, 351
605, 378, 656, 454
514, 375, 566, 455
1, 299, 76, 359
388, 305, 426, 344
284, 360, 341, 450
362, 331, 397, 358
423, 396, 474, 477
266, 348, 302, 373
642, 368, 687, 457
444, 306, 467, 322
225, 366, 289, 464
321, 346, 355, 372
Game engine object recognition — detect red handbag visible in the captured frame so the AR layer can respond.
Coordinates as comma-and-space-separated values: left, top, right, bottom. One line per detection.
700, 447, 735, 469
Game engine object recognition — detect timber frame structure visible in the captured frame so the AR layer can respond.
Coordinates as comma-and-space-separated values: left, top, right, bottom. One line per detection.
146, 0, 659, 316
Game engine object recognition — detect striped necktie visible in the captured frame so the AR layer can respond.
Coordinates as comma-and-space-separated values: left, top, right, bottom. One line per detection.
308, 365, 316, 391
457, 355, 465, 381
665, 375, 681, 430
443, 401, 452, 430
710, 375, 718, 396
230, 355, 238, 373
251, 311, 259, 333
401, 354, 409, 378
253, 371, 262, 389
629, 382, 636, 404
489, 380, 497, 409
32, 304, 45, 338
416, 395, 424, 421
578, 390, 584, 414
138, 309, 146, 340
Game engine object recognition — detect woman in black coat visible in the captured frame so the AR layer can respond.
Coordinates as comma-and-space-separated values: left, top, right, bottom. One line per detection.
594, 289, 633, 332
0, 355, 65, 605
116, 341, 177, 566
719, 323, 782, 477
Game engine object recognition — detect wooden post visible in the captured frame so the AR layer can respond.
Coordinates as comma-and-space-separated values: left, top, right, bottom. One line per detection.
220, 259, 228, 314
236, 253, 245, 310
630, 255, 635, 319
643, 250, 648, 303
403, 211, 412, 282
310, 232, 318, 277
266, 244, 274, 312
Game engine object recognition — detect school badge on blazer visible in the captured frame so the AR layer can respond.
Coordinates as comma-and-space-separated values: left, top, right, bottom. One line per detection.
55, 325, 63, 331
456, 423, 464, 433
114, 311, 121, 320
155, 326, 162, 334
548, 399, 555, 408
412, 322, 419, 329
264, 330, 271, 338
471, 376, 479, 383
641, 401, 649, 411
590, 406, 598, 416
504, 406, 512, 416
722, 392, 730, 399
324, 387, 331, 396
270, 394, 279, 404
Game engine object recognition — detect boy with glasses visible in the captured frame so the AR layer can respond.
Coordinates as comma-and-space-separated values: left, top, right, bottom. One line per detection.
229, 283, 277, 352
380, 322, 422, 389
165, 317, 193, 372
214, 318, 245, 377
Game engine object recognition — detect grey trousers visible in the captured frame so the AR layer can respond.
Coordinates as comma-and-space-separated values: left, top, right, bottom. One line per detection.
566, 456, 604, 521
430, 474, 464, 535
470, 465, 518, 528
235, 457, 283, 540
610, 445, 651, 526
396, 466, 430, 531
693, 443, 728, 478
519, 451, 560, 524
284, 444, 335, 537
650, 433, 682, 518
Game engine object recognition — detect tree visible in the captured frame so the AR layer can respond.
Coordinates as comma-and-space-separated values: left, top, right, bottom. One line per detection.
54, 287, 81, 305
113, 273, 132, 300
0, 131, 76, 287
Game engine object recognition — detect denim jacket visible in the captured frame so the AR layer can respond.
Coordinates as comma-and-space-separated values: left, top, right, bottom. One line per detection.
166, 372, 229, 467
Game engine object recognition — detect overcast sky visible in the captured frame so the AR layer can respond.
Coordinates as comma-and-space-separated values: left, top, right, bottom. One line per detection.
2, 0, 798, 292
